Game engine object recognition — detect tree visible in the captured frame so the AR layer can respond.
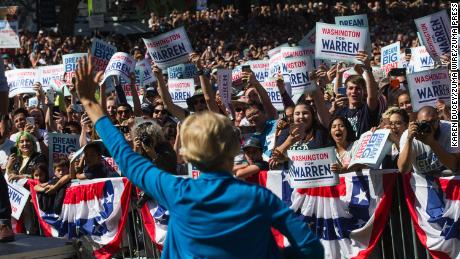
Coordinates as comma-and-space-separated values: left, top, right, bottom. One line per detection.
57, 0, 82, 36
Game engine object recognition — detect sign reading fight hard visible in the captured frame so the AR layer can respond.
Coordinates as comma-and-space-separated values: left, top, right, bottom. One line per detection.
315, 22, 368, 62
167, 63, 197, 79
217, 69, 231, 108
135, 59, 156, 86
63, 53, 87, 84
168, 79, 194, 108
7, 182, 30, 220
49, 133, 80, 172
38, 64, 64, 87
349, 129, 391, 169
415, 10, 451, 61
261, 78, 283, 111
407, 68, 450, 111
335, 14, 372, 54
411, 46, 435, 73
281, 56, 315, 95
6, 69, 36, 97
0, 20, 20, 48
247, 60, 270, 83
298, 27, 316, 47
103, 52, 136, 83
91, 38, 117, 72
143, 27, 193, 69
381, 42, 400, 76
287, 147, 338, 188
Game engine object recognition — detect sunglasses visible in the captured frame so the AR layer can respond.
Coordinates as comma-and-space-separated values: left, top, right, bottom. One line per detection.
154, 109, 166, 114
116, 125, 130, 133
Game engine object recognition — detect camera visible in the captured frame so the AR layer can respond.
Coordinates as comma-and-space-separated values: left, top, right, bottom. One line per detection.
415, 121, 431, 134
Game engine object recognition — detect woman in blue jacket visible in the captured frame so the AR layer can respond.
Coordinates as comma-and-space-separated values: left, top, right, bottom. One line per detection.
74, 56, 324, 259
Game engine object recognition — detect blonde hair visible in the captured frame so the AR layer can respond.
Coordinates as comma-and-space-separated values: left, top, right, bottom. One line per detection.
180, 112, 240, 172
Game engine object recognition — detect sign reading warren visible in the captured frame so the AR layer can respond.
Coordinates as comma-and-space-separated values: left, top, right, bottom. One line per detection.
7, 181, 30, 220
217, 69, 232, 109
143, 27, 193, 69
315, 22, 368, 62
261, 78, 284, 111
287, 147, 338, 188
6, 69, 36, 97
91, 38, 117, 72
335, 14, 372, 54
281, 56, 314, 95
411, 46, 435, 73
38, 64, 64, 87
103, 52, 136, 83
407, 68, 450, 111
168, 79, 195, 108
415, 10, 451, 60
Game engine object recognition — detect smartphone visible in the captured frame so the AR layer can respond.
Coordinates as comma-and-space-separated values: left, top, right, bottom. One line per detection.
405, 48, 412, 55
72, 104, 84, 113
46, 88, 54, 104
337, 87, 347, 96
26, 117, 35, 125
389, 68, 406, 77
10, 146, 18, 155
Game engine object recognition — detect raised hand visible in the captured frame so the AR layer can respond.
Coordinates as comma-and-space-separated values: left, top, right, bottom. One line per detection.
75, 56, 104, 102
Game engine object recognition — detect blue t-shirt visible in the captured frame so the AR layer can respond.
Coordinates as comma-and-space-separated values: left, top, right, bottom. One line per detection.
95, 116, 324, 259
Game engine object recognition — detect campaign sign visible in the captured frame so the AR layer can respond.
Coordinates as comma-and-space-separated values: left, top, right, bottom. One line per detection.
315, 22, 368, 62
381, 42, 400, 76
0, 20, 20, 48
143, 27, 193, 69
281, 56, 315, 95
91, 38, 117, 72
335, 14, 372, 54
168, 79, 194, 108
407, 68, 450, 111
281, 46, 328, 70
287, 147, 338, 188
349, 129, 391, 169
167, 63, 197, 79
135, 59, 156, 86
411, 46, 435, 73
49, 133, 80, 172
103, 52, 136, 83
38, 64, 64, 87
119, 77, 142, 107
187, 163, 200, 179
6, 69, 36, 97
63, 53, 87, 84
247, 60, 270, 83
415, 10, 451, 60
269, 51, 283, 78
261, 78, 284, 111
298, 27, 316, 47
232, 65, 243, 85
7, 182, 30, 220
217, 69, 232, 108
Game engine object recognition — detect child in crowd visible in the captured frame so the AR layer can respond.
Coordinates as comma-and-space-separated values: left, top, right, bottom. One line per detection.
34, 159, 71, 214
233, 136, 269, 184
75, 142, 118, 180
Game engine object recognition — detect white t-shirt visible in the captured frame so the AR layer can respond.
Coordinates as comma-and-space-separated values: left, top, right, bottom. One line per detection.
400, 120, 460, 174
0, 139, 15, 170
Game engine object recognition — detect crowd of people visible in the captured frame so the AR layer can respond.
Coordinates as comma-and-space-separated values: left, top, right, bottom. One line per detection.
0, 1, 457, 258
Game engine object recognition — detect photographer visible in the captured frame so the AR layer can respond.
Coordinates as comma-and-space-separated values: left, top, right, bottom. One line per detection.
397, 106, 460, 174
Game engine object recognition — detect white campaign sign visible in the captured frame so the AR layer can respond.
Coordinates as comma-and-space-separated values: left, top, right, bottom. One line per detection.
415, 10, 451, 60
167, 63, 197, 79
411, 46, 435, 73
91, 38, 117, 72
135, 59, 156, 86
38, 65, 64, 87
0, 20, 20, 48
217, 69, 231, 108
168, 79, 195, 108
298, 27, 316, 46
6, 69, 36, 97
381, 42, 400, 76
349, 129, 391, 169
315, 22, 368, 62
335, 14, 372, 54
287, 147, 339, 188
143, 27, 193, 69
281, 56, 315, 95
261, 78, 284, 111
269, 51, 283, 78
247, 60, 270, 83
103, 52, 136, 83
7, 182, 30, 220
407, 68, 450, 111
63, 53, 87, 84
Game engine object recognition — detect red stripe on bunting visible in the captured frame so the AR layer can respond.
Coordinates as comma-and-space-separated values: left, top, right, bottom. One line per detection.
28, 179, 54, 237
296, 177, 346, 197
137, 188, 164, 251
438, 178, 460, 201
403, 172, 451, 259
63, 181, 107, 204
352, 172, 397, 259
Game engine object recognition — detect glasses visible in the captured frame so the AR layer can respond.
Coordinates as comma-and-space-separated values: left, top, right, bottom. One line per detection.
154, 109, 166, 114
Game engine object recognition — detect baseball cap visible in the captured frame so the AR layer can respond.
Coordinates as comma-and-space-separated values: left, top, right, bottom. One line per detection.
242, 137, 262, 151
